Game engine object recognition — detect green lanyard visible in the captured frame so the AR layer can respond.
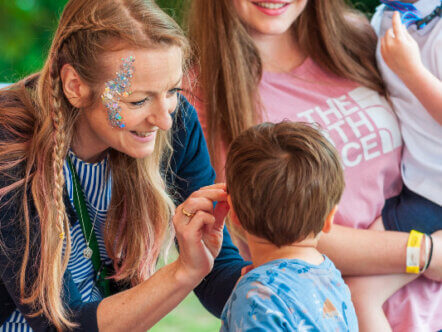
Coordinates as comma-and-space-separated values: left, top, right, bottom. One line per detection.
66, 157, 111, 298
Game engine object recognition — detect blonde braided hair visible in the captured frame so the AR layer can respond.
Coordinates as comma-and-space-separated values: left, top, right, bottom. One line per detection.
18, 38, 77, 330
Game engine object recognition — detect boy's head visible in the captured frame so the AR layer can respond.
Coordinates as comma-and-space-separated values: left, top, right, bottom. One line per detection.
225, 122, 344, 247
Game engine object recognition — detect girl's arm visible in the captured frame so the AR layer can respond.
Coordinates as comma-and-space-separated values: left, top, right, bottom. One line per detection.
381, 11, 442, 124
318, 225, 407, 275
318, 224, 442, 281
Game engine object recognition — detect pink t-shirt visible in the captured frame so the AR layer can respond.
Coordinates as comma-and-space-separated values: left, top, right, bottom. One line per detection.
188, 58, 441, 331
260, 58, 402, 230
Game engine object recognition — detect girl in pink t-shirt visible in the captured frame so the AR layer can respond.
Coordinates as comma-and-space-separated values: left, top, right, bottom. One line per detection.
186, 0, 442, 330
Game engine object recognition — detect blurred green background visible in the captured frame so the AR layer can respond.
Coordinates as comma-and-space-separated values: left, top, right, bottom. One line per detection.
0, 0, 380, 82
0, 0, 379, 331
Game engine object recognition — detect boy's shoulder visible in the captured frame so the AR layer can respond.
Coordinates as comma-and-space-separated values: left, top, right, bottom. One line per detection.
221, 257, 358, 331
231, 256, 350, 313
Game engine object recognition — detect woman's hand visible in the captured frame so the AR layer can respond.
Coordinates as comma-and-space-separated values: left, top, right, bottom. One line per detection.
173, 183, 229, 287
423, 230, 442, 282
98, 186, 228, 331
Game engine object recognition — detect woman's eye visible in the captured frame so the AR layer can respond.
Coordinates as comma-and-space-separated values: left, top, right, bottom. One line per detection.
167, 88, 183, 97
130, 98, 148, 107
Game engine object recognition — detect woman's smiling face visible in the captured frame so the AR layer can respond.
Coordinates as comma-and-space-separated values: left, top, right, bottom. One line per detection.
80, 46, 183, 160
232, 0, 308, 37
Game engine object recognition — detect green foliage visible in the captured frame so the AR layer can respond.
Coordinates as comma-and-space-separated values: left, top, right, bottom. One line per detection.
156, 0, 185, 24
349, 0, 380, 17
0, 0, 184, 82
0, 0, 381, 82
0, 0, 63, 81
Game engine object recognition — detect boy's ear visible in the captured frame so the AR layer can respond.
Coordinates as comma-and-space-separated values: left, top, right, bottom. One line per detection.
322, 205, 338, 234
60, 63, 91, 108
227, 195, 241, 227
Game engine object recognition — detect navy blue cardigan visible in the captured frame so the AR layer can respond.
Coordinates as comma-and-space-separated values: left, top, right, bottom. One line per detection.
0, 95, 248, 331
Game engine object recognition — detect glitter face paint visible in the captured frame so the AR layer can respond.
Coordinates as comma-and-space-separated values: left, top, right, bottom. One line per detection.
101, 56, 135, 128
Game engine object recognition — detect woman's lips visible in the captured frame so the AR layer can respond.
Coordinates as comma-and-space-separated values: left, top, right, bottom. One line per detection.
130, 130, 157, 143
251, 1, 290, 16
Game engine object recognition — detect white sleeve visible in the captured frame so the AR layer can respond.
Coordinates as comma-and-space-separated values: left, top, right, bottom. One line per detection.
370, 4, 386, 36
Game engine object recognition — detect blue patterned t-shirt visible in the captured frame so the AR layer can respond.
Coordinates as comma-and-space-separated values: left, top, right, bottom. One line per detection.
220, 256, 358, 331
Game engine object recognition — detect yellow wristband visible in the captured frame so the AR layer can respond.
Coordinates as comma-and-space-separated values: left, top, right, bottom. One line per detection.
406, 230, 423, 274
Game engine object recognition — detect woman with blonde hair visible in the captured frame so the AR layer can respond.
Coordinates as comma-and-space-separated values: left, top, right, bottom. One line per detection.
186, 0, 442, 330
0, 0, 247, 330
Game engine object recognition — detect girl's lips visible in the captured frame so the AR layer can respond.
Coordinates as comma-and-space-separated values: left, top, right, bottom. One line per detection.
251, 1, 291, 16
130, 130, 157, 143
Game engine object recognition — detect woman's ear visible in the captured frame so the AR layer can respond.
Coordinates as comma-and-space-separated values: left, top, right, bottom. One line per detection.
60, 64, 91, 108
322, 205, 338, 234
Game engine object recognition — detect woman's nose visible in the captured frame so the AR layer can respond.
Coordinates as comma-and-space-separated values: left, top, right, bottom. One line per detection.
146, 96, 175, 131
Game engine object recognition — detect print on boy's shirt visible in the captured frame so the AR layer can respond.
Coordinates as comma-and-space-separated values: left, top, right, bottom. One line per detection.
296, 87, 401, 168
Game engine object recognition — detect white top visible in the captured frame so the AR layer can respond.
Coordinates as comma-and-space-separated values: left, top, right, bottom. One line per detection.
372, 0, 442, 206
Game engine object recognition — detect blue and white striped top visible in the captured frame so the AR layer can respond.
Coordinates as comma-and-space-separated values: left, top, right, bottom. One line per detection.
2, 151, 112, 332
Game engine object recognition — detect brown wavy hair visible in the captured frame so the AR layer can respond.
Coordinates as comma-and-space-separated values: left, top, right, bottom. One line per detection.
187, 0, 386, 165
0, 0, 189, 330
225, 122, 345, 246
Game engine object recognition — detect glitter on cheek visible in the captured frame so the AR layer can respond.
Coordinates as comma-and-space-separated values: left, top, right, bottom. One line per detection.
100, 56, 135, 128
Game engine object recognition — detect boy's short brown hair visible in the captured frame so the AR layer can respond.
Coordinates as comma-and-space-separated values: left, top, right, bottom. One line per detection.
225, 122, 344, 247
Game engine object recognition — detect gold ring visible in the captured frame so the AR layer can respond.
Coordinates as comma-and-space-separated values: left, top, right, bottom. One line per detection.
182, 208, 196, 218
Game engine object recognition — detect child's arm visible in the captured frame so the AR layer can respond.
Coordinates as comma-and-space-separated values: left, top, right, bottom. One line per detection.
381, 11, 442, 125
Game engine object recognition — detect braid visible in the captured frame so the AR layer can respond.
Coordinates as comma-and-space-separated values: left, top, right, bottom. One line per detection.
36, 53, 75, 330
64, 23, 113, 35
49, 54, 69, 244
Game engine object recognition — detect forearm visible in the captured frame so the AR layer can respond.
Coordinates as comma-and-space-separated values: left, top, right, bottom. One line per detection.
400, 64, 442, 125
318, 225, 408, 276
97, 260, 196, 332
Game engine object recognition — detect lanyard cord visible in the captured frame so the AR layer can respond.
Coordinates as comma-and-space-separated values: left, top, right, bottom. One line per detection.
67, 157, 111, 297
416, 4, 441, 29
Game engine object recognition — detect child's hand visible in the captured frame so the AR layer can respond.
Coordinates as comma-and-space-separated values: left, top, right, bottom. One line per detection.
381, 11, 442, 124
381, 11, 422, 81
